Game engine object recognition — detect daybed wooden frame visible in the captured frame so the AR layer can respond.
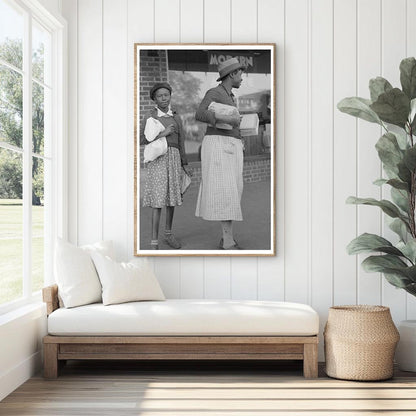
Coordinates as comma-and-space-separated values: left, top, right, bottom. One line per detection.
42, 285, 319, 379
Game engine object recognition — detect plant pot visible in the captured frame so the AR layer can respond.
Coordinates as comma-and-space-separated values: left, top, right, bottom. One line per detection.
324, 305, 400, 381
395, 320, 416, 372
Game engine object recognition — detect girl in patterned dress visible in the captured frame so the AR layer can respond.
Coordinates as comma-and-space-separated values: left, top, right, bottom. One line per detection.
141, 82, 190, 250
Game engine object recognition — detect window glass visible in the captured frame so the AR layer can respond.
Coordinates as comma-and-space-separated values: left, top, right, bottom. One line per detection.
0, 147, 23, 305
0, 65, 23, 148
32, 20, 51, 85
32, 81, 44, 156
0, 0, 58, 313
32, 156, 44, 293
0, 0, 24, 70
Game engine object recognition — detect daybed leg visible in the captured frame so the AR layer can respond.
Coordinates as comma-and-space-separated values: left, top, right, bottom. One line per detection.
303, 343, 318, 379
44, 343, 59, 379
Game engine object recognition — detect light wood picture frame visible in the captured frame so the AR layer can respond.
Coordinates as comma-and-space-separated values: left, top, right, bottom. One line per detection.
134, 44, 276, 256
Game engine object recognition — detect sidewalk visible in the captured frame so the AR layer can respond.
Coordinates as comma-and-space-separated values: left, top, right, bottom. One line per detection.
139, 176, 272, 251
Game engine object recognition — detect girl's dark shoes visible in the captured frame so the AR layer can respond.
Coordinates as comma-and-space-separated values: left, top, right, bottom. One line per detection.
164, 233, 181, 249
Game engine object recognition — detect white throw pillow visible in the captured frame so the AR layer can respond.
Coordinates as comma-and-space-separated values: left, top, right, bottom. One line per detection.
54, 239, 114, 308
90, 252, 165, 306
81, 240, 115, 259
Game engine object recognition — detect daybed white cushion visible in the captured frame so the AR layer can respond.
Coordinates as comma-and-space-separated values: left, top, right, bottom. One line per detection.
90, 253, 165, 305
54, 239, 114, 308
47, 299, 319, 336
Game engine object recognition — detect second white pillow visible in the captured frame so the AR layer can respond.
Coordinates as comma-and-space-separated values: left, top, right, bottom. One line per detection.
90, 253, 165, 306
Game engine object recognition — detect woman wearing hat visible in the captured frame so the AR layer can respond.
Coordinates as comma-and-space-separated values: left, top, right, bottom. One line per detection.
141, 82, 189, 250
195, 57, 245, 250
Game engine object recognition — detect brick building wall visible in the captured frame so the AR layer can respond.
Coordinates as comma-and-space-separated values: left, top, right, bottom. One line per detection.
139, 50, 168, 117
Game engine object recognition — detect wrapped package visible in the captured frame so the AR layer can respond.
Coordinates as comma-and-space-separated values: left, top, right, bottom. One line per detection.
208, 102, 240, 130
143, 117, 168, 163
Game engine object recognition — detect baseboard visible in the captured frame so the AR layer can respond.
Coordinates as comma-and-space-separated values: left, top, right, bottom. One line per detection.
0, 351, 42, 401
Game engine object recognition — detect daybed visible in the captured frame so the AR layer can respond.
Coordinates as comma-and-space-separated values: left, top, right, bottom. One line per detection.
42, 284, 319, 379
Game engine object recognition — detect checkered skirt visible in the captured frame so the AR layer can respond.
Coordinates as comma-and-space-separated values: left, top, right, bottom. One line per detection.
195, 135, 244, 221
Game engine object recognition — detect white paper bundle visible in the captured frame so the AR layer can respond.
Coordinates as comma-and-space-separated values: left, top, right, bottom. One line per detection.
143, 117, 168, 163
208, 102, 240, 130
240, 113, 259, 137
144, 117, 165, 142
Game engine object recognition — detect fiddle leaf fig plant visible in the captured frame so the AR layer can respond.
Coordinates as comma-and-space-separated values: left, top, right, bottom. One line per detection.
337, 57, 416, 297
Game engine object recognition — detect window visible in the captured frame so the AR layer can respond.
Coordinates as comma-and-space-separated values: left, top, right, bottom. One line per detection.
0, 0, 65, 312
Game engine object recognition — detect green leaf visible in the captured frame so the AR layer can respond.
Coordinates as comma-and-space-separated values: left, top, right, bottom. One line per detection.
402, 265, 416, 282
404, 283, 416, 296
346, 196, 405, 219
383, 271, 412, 288
370, 88, 410, 128
374, 177, 410, 191
403, 146, 416, 172
387, 179, 410, 191
394, 130, 410, 150
384, 166, 400, 180
400, 57, 416, 100
361, 255, 416, 287
337, 97, 382, 125
389, 218, 410, 241
375, 132, 404, 173
397, 240, 416, 264
373, 178, 388, 186
411, 99, 416, 133
397, 161, 412, 185
369, 77, 393, 102
347, 233, 404, 256
410, 98, 416, 124
391, 187, 410, 213
362, 254, 408, 272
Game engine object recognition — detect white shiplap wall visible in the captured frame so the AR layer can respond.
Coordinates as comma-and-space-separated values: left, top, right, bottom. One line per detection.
61, 0, 416, 355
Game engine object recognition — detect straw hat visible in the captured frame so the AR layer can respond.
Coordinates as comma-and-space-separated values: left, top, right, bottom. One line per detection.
216, 57, 246, 81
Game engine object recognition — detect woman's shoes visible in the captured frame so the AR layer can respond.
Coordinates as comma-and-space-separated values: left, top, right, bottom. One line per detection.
219, 238, 242, 250
150, 240, 159, 250
164, 233, 181, 249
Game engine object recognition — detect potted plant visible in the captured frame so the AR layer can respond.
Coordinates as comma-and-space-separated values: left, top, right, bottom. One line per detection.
337, 57, 416, 371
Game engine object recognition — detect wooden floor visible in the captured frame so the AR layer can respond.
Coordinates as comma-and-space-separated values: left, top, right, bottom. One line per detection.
1, 360, 416, 415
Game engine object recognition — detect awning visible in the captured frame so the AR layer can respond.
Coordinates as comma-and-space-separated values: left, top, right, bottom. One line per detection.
167, 49, 271, 74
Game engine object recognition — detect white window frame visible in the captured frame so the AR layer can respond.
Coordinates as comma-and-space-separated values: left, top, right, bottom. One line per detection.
0, 0, 67, 315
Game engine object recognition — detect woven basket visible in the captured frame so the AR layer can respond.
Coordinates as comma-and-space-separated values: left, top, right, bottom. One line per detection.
324, 305, 399, 381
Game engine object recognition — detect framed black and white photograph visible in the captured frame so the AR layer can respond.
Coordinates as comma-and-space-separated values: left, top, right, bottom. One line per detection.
134, 44, 275, 256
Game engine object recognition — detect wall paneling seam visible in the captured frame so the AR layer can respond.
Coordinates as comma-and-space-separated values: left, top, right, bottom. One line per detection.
76, 0, 79, 245
356, 0, 360, 304
378, 0, 383, 308
404, 0, 410, 319
255, 0, 259, 300
331, 0, 335, 307
282, 0, 286, 300
101, 0, 104, 241
230, 0, 232, 42
126, 0, 129, 260
307, 0, 312, 306
380, 0, 384, 306
179, 0, 181, 43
